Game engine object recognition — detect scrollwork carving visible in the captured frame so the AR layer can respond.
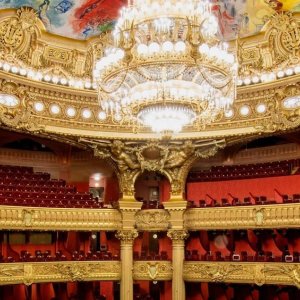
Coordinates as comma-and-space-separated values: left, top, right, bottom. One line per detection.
133, 261, 173, 281
0, 7, 39, 63
135, 209, 170, 231
256, 84, 300, 132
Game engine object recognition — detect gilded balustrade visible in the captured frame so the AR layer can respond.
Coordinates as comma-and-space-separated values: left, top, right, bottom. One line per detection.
0, 261, 121, 286
184, 203, 300, 230
184, 261, 300, 288
0, 206, 122, 231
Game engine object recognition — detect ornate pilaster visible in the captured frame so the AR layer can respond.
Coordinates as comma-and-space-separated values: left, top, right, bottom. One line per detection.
116, 229, 139, 300
167, 230, 189, 300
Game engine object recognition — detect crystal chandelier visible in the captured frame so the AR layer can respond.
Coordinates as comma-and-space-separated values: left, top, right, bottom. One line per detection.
94, 0, 237, 134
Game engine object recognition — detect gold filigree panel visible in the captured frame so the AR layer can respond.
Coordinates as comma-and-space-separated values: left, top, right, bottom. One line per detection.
184, 262, 300, 288
184, 203, 300, 230
0, 261, 121, 286
0, 206, 122, 231
133, 261, 172, 281
135, 209, 170, 231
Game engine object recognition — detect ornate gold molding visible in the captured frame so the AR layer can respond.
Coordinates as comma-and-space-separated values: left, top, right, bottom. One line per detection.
0, 206, 122, 231
167, 230, 189, 242
0, 261, 121, 286
135, 209, 170, 231
116, 229, 138, 243
0, 80, 44, 132
238, 12, 300, 76
184, 203, 300, 230
133, 261, 172, 281
81, 139, 225, 198
183, 262, 300, 288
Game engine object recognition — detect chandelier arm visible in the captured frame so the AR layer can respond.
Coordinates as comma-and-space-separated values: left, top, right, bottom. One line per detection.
135, 65, 187, 82
198, 66, 232, 89
97, 68, 129, 94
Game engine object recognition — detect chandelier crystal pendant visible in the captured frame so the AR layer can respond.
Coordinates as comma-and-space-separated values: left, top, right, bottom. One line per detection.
94, 0, 237, 134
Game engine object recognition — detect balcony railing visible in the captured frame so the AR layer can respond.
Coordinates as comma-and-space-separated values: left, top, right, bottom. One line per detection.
0, 205, 122, 231
184, 203, 300, 230
0, 261, 121, 286
183, 261, 300, 288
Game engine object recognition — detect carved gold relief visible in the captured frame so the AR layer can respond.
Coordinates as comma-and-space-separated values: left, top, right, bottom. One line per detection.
80, 138, 226, 199
0, 261, 121, 286
167, 230, 189, 242
0, 7, 39, 63
256, 84, 300, 132
0, 80, 44, 132
184, 262, 300, 288
238, 12, 300, 76
133, 261, 173, 281
0, 206, 122, 231
135, 209, 170, 231
116, 229, 138, 243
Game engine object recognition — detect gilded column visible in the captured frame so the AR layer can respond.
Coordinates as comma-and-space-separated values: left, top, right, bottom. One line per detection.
167, 229, 189, 300
116, 229, 138, 300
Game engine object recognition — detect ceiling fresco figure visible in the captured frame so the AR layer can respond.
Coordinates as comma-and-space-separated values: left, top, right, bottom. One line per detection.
0, 0, 299, 39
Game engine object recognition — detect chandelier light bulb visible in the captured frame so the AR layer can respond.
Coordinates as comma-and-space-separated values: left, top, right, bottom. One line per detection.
162, 41, 173, 52
174, 41, 186, 53
137, 44, 148, 56
148, 42, 160, 54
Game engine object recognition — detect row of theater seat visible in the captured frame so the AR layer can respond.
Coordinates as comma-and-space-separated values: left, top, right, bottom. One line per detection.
0, 179, 66, 187
188, 194, 300, 208
0, 164, 107, 209
0, 197, 105, 208
133, 251, 169, 260
0, 165, 33, 173
188, 159, 300, 182
185, 250, 300, 263
0, 249, 120, 263
0, 185, 76, 193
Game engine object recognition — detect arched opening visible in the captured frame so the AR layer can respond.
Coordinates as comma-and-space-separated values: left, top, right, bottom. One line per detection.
134, 170, 171, 207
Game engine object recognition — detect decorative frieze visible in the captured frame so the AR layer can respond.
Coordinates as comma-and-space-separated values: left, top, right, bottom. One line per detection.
133, 261, 173, 281
0, 261, 121, 286
135, 209, 170, 231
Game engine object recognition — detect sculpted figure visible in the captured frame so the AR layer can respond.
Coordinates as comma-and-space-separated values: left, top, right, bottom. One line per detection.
111, 140, 140, 171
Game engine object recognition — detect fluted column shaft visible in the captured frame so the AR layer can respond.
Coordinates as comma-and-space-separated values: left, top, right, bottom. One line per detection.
116, 230, 138, 300
167, 230, 189, 300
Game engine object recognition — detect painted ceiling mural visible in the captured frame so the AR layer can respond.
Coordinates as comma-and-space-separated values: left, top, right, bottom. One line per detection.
0, 0, 299, 40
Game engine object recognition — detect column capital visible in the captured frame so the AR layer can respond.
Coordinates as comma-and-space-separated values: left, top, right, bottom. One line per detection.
167, 229, 189, 241
116, 229, 139, 243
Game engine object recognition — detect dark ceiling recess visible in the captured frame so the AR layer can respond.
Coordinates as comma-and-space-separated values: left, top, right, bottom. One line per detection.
243, 136, 288, 149
2, 139, 53, 152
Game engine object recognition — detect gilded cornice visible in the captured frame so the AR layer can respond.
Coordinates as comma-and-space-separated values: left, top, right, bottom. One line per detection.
0, 261, 121, 286
133, 261, 172, 281
184, 203, 300, 230
183, 262, 300, 288
0, 206, 122, 231
0, 9, 299, 140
